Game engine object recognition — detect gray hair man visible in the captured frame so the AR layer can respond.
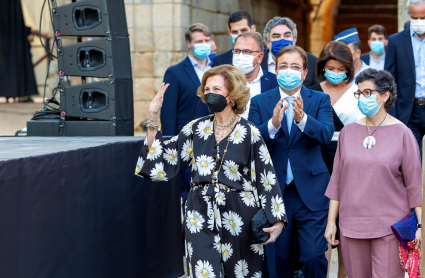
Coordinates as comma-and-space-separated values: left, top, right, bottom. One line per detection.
261, 16, 318, 88
196, 31, 278, 119
385, 0, 425, 149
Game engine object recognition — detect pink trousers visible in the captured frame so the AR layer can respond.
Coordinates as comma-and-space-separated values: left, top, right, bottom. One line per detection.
340, 233, 404, 278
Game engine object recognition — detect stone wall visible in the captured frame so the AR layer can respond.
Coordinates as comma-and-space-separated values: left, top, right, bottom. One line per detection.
398, 0, 409, 31
129, 0, 286, 126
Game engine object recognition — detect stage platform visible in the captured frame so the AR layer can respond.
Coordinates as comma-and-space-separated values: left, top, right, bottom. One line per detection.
0, 136, 184, 278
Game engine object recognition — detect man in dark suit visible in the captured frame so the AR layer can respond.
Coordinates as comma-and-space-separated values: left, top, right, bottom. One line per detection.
161, 23, 212, 136
385, 0, 425, 150
161, 23, 212, 213
248, 46, 333, 278
261, 17, 318, 88
360, 24, 388, 71
196, 31, 278, 118
211, 10, 256, 67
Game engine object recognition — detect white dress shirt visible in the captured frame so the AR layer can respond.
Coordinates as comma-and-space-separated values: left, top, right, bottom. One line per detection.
410, 26, 425, 98
239, 67, 264, 119
188, 54, 211, 82
267, 51, 276, 73
352, 61, 371, 84
369, 52, 386, 71
267, 87, 308, 139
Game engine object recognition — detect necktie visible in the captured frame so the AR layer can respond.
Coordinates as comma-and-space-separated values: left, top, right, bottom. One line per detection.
285, 96, 294, 185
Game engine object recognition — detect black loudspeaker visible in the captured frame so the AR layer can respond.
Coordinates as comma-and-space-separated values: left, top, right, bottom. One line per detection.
60, 78, 133, 121
52, 0, 128, 37
28, 0, 133, 137
58, 37, 131, 78
27, 119, 134, 136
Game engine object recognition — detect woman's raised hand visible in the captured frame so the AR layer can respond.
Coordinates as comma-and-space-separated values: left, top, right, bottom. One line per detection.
149, 82, 170, 117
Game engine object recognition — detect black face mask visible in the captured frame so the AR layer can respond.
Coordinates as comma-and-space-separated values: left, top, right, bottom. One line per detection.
204, 93, 229, 113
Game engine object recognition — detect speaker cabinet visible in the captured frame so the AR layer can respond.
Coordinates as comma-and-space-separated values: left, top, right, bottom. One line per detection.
53, 0, 128, 37
58, 37, 131, 78
60, 79, 133, 121
27, 119, 134, 136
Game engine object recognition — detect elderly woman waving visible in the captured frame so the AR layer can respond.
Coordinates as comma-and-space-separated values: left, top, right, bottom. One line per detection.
135, 64, 286, 278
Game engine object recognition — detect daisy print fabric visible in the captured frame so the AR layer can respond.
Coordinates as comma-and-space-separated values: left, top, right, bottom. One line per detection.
135, 115, 286, 278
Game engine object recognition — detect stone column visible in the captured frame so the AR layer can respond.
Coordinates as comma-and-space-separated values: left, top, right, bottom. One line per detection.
398, 0, 409, 31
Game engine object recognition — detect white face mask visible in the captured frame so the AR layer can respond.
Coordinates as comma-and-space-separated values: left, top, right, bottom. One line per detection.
232, 53, 258, 74
411, 19, 425, 35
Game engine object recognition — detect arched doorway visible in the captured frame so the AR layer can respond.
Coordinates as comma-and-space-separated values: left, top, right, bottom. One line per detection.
310, 0, 398, 56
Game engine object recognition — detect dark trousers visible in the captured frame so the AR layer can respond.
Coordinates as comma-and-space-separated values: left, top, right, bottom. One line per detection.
407, 103, 425, 154
264, 183, 328, 278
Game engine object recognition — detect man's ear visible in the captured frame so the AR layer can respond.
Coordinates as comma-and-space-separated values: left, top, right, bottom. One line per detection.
303, 69, 308, 81
256, 52, 264, 64
385, 40, 388, 47
227, 29, 232, 36
368, 40, 371, 46
186, 40, 191, 50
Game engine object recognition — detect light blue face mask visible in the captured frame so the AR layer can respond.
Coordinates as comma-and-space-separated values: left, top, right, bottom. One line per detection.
231, 34, 239, 44
370, 41, 385, 55
324, 70, 347, 85
358, 95, 382, 117
192, 43, 211, 59
277, 69, 302, 91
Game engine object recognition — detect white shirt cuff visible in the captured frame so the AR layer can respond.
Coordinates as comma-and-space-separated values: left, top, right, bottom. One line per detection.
295, 113, 308, 132
268, 119, 280, 139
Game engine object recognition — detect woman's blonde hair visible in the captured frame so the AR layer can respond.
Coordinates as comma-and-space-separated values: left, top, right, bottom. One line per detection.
197, 65, 250, 114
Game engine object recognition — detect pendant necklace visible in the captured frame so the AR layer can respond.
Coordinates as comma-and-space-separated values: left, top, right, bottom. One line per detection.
363, 113, 388, 149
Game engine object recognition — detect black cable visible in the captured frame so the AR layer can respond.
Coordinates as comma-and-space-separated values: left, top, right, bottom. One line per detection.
31, 0, 61, 121
38, 0, 57, 59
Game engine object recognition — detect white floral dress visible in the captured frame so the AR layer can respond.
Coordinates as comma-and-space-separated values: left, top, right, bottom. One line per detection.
135, 115, 287, 278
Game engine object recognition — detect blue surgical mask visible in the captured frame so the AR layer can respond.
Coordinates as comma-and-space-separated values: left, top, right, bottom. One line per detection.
271, 39, 293, 57
231, 34, 239, 44
324, 70, 347, 85
208, 53, 217, 63
277, 69, 302, 91
370, 41, 385, 55
358, 95, 382, 117
192, 43, 211, 59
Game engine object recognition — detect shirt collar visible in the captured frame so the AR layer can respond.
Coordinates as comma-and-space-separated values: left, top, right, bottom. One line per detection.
410, 25, 417, 38
268, 51, 275, 66
250, 67, 264, 83
369, 52, 386, 62
187, 54, 210, 68
279, 86, 301, 99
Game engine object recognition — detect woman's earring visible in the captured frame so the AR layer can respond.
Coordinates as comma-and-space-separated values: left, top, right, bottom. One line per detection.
232, 102, 235, 107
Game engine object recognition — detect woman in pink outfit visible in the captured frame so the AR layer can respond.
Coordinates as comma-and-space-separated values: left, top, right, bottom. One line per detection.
324, 68, 422, 278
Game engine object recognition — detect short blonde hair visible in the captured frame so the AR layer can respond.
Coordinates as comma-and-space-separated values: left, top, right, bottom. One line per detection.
197, 65, 250, 114
185, 23, 211, 42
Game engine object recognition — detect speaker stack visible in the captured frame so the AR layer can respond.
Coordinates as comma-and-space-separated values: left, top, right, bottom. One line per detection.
27, 0, 134, 136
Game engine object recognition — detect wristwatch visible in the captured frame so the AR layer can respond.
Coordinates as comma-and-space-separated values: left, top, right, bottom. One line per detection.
418, 224, 422, 229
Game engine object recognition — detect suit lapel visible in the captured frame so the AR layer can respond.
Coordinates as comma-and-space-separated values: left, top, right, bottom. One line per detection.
261, 49, 269, 71
287, 86, 312, 146
260, 74, 269, 93
268, 87, 289, 139
403, 29, 416, 78
183, 57, 201, 87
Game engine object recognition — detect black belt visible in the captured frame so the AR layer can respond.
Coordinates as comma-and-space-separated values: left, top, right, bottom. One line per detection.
414, 99, 425, 105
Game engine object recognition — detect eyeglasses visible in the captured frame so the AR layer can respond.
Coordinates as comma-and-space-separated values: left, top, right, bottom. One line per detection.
277, 64, 305, 72
354, 89, 383, 99
232, 49, 260, 56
